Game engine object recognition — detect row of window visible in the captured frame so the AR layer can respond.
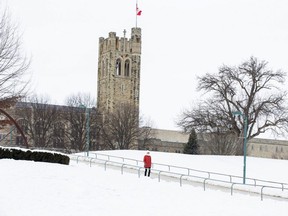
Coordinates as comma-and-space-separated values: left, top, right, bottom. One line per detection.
116, 58, 130, 76
101, 58, 131, 77
250, 144, 286, 153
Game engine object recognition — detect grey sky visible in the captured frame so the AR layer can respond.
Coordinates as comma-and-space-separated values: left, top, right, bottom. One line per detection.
4, 0, 288, 134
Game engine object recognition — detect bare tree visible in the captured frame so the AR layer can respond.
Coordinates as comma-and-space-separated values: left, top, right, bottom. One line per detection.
178, 57, 288, 153
100, 103, 142, 150
198, 131, 242, 155
138, 117, 156, 150
63, 93, 99, 152
15, 95, 60, 148
0, 8, 30, 109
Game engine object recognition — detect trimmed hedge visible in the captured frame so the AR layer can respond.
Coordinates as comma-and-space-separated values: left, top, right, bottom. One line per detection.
0, 147, 70, 165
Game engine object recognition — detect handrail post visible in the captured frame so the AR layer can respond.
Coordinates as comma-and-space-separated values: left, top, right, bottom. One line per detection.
261, 186, 265, 201
76, 156, 80, 163
104, 161, 108, 171
180, 175, 184, 187
231, 183, 236, 195
204, 178, 208, 191
121, 164, 125, 174
158, 171, 162, 182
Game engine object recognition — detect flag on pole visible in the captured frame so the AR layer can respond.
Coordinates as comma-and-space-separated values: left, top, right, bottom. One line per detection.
136, 4, 142, 16
135, 1, 142, 27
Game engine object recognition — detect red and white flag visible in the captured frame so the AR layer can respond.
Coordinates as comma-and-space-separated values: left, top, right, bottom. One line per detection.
136, 4, 142, 16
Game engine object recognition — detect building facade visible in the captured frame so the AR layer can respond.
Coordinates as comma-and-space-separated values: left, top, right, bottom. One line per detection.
139, 128, 288, 159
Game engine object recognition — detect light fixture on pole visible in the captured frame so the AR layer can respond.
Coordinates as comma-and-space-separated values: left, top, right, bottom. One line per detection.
80, 105, 90, 157
232, 111, 248, 184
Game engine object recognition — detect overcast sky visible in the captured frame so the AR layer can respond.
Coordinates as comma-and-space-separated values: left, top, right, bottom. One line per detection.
3, 0, 288, 133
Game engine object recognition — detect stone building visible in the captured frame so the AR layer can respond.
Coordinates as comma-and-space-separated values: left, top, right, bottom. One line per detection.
97, 28, 141, 114
140, 128, 288, 159
248, 138, 288, 159
138, 129, 190, 153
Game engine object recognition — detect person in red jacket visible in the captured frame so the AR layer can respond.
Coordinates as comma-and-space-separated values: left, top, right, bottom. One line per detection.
143, 151, 152, 177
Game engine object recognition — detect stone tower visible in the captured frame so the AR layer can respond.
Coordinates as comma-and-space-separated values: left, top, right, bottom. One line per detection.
97, 28, 142, 114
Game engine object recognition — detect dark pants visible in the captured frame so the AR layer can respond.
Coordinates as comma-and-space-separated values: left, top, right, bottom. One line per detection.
144, 168, 151, 177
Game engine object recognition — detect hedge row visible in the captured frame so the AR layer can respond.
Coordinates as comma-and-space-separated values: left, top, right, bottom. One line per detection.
0, 147, 70, 165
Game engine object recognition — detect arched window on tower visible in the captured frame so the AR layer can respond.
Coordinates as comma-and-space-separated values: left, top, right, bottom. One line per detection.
105, 59, 109, 76
124, 59, 130, 77
101, 60, 105, 77
116, 59, 121, 76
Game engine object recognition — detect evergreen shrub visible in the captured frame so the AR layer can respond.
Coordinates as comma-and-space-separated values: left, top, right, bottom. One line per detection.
0, 147, 70, 165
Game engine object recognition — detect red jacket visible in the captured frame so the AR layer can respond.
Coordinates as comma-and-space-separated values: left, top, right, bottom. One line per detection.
143, 154, 152, 168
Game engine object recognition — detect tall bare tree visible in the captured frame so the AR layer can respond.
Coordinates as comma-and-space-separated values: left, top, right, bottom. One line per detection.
198, 130, 242, 155
0, 9, 30, 109
63, 93, 99, 152
100, 103, 142, 150
138, 117, 156, 150
15, 95, 60, 148
178, 57, 288, 153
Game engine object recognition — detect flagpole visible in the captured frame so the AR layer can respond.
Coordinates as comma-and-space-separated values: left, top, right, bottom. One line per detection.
136, 0, 142, 28
136, 0, 138, 28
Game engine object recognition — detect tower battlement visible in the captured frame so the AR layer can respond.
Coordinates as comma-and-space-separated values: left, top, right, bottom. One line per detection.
98, 28, 141, 55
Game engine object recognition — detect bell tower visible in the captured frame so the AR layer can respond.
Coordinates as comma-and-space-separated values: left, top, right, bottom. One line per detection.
97, 28, 142, 114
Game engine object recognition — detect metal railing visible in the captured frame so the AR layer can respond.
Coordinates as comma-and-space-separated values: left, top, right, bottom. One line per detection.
89, 152, 288, 189
70, 153, 288, 201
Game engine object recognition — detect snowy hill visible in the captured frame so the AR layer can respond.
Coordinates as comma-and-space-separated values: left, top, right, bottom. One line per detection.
1, 150, 288, 216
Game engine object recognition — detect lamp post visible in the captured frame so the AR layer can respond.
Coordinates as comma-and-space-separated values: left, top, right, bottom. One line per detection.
80, 105, 90, 157
232, 111, 248, 184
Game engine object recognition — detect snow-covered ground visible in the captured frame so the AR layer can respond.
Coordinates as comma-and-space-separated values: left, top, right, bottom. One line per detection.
1, 150, 288, 216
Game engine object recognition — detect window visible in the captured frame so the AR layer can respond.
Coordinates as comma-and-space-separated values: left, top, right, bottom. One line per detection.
101, 60, 105, 77
16, 136, 24, 146
116, 59, 121, 76
105, 59, 109, 76
124, 59, 130, 76
52, 122, 65, 148
17, 119, 28, 134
